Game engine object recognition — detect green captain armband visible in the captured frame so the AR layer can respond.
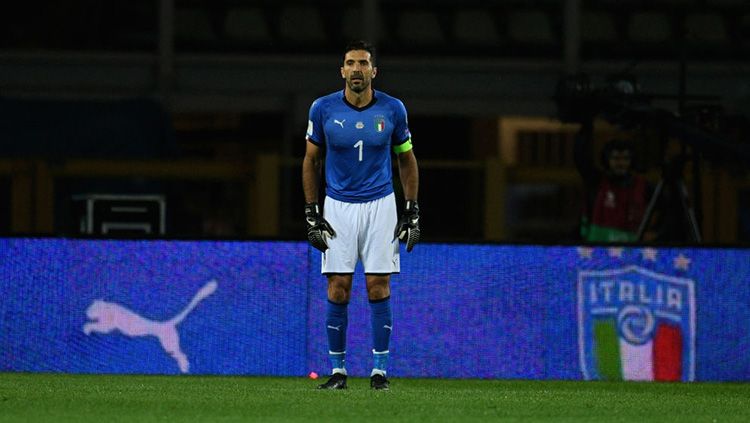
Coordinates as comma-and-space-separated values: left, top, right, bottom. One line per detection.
393, 138, 413, 154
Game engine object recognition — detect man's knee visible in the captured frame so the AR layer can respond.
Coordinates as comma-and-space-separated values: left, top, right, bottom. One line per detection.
366, 275, 391, 300
327, 274, 352, 303
328, 287, 349, 303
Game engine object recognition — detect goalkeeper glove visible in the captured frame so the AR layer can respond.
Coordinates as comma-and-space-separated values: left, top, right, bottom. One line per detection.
394, 200, 420, 252
304, 202, 336, 252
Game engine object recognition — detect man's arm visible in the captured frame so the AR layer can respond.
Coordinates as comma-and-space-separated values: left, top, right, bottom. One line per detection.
396, 149, 419, 201
395, 149, 420, 251
302, 140, 323, 203
302, 140, 335, 252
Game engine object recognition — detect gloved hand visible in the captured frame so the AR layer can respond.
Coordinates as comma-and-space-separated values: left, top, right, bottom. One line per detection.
304, 202, 336, 252
394, 200, 420, 252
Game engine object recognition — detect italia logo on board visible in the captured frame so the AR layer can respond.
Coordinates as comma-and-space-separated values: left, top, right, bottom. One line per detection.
577, 247, 696, 382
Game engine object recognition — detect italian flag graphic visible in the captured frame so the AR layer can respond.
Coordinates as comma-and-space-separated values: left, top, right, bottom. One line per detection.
593, 319, 683, 381
376, 119, 384, 132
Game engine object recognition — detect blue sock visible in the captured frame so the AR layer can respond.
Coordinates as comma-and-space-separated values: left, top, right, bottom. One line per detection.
370, 296, 392, 373
326, 300, 348, 372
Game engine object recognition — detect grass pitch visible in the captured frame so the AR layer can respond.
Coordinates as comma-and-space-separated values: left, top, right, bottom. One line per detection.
1, 373, 749, 422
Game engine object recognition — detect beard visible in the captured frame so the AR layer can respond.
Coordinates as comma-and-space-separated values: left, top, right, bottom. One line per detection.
347, 76, 369, 93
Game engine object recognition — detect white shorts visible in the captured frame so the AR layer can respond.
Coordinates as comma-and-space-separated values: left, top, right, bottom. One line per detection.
321, 193, 400, 274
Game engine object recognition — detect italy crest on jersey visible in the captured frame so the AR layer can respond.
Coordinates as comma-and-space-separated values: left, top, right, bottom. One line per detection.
374, 115, 385, 132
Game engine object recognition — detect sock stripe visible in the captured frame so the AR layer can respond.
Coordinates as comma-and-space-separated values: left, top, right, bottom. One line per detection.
368, 296, 391, 304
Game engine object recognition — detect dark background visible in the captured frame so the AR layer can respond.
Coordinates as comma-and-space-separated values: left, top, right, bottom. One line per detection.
1, 0, 748, 243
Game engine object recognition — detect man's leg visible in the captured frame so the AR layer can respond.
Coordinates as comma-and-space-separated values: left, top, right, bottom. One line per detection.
366, 274, 392, 389
318, 273, 352, 389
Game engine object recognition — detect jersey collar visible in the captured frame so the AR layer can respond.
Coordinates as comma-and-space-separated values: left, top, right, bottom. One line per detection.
341, 89, 378, 112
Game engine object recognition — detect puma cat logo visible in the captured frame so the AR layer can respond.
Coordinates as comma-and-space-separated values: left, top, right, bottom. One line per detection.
82, 280, 218, 373
327, 324, 342, 331
334, 119, 345, 128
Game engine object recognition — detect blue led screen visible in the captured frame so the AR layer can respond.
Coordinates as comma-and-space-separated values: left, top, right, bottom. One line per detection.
1, 238, 749, 381
0, 239, 308, 375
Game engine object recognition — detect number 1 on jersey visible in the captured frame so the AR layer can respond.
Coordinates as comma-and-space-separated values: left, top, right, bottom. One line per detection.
354, 140, 363, 161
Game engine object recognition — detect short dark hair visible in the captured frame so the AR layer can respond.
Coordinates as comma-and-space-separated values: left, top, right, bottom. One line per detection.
344, 40, 376, 64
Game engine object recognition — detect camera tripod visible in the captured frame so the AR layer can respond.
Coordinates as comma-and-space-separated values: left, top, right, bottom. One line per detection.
635, 157, 702, 242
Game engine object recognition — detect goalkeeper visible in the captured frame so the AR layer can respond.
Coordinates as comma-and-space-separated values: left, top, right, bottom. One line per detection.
301, 40, 420, 391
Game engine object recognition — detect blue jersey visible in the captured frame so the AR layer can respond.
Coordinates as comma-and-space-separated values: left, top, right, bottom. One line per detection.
306, 90, 412, 203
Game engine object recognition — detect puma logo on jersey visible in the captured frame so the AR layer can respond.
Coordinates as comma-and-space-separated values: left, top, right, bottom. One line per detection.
82, 280, 218, 373
384, 325, 393, 331
327, 324, 342, 331
333, 119, 345, 128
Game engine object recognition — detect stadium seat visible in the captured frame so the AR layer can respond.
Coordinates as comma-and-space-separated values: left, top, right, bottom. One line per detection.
581, 11, 618, 43
175, 8, 217, 43
396, 10, 445, 44
684, 12, 728, 42
453, 9, 501, 45
107, 2, 158, 50
224, 8, 272, 44
341, 7, 386, 43
507, 10, 554, 43
278, 5, 327, 43
627, 11, 672, 42
704, 0, 744, 5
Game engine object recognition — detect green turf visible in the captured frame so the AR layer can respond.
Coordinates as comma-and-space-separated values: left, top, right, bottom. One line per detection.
1, 373, 749, 422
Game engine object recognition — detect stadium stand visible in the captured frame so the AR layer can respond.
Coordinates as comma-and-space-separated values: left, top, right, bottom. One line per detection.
224, 7, 273, 45
627, 11, 673, 43
580, 10, 618, 43
685, 12, 728, 42
1, 0, 747, 60
507, 10, 556, 44
395, 9, 445, 45
278, 5, 328, 45
452, 9, 502, 46
341, 6, 387, 44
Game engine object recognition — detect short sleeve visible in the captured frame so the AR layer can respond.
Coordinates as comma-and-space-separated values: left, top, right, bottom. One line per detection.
306, 99, 324, 145
391, 99, 411, 146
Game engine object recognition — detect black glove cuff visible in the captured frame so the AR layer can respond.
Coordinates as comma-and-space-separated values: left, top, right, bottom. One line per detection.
304, 202, 321, 216
405, 200, 419, 214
